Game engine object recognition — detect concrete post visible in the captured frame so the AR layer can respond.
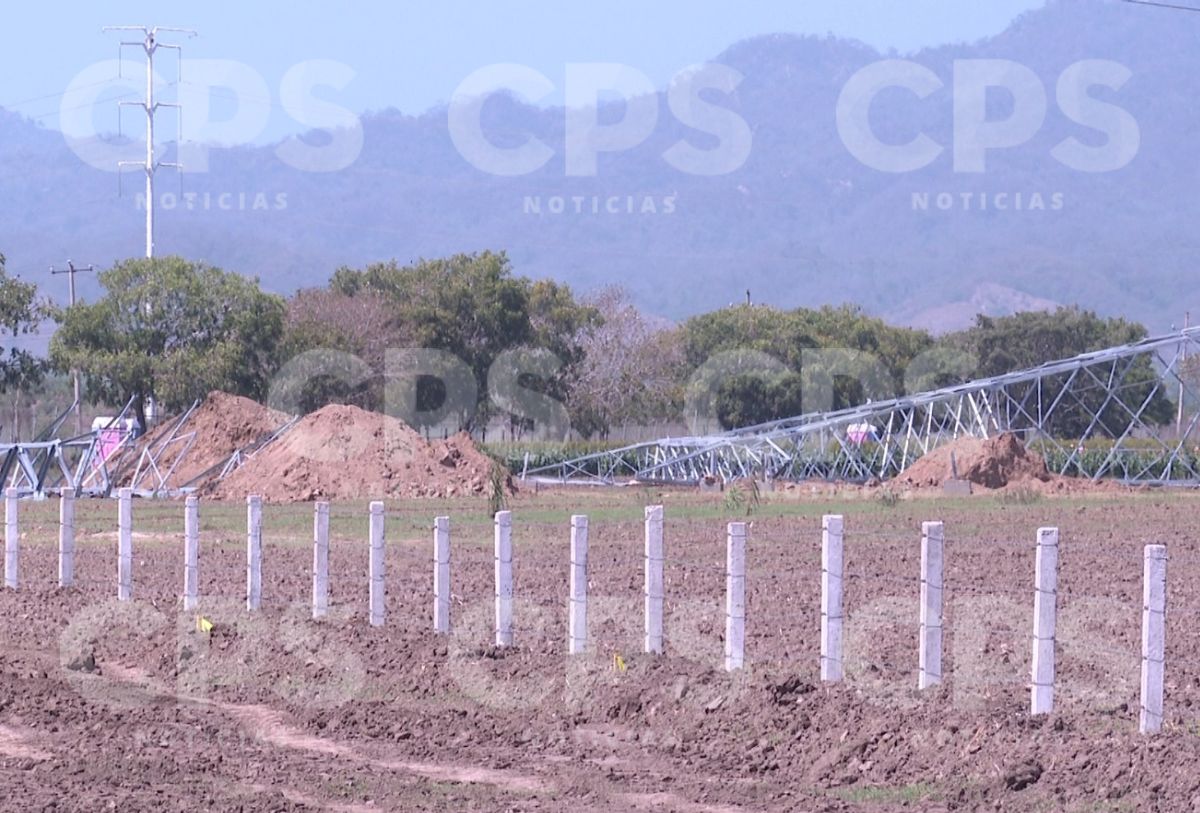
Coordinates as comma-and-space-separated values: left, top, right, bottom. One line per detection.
117, 488, 132, 601
1141, 544, 1168, 735
644, 505, 665, 654
369, 501, 386, 627
725, 521, 747, 671
4, 488, 17, 589
433, 516, 450, 634
58, 488, 75, 588
246, 495, 262, 611
569, 515, 588, 655
821, 514, 844, 682
919, 521, 945, 689
183, 495, 199, 611
312, 501, 329, 619
1030, 527, 1059, 715
494, 510, 513, 646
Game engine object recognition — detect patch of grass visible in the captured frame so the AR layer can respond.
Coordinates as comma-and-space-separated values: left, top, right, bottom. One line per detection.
325, 775, 370, 799
9, 486, 1197, 554
997, 484, 1043, 506
875, 487, 901, 508
722, 479, 761, 517
836, 782, 938, 804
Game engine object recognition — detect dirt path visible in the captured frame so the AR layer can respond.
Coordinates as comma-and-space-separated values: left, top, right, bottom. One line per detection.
0, 725, 52, 762
94, 661, 755, 812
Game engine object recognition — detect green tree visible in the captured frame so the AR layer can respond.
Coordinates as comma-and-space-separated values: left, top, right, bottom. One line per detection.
681, 304, 817, 370
329, 251, 595, 436
0, 255, 50, 439
714, 372, 805, 429
49, 256, 285, 428
947, 307, 1173, 438
680, 304, 933, 429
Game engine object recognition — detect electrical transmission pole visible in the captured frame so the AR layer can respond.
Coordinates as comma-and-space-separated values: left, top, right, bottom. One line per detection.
103, 25, 196, 258
49, 261, 96, 436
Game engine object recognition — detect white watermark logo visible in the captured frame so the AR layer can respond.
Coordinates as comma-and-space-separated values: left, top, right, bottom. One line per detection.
836, 58, 1139, 175
912, 191, 1065, 213
265, 342, 982, 441
447, 62, 753, 178
522, 194, 677, 216
59, 59, 363, 174
135, 191, 288, 212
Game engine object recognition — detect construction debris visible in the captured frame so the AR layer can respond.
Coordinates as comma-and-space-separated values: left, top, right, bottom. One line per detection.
116, 392, 291, 493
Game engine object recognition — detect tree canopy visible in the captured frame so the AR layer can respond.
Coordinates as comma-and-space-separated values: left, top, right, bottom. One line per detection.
0, 256, 48, 396
0, 245, 1175, 447
0, 255, 49, 438
680, 304, 934, 430
49, 256, 285, 427
324, 251, 596, 435
948, 308, 1174, 438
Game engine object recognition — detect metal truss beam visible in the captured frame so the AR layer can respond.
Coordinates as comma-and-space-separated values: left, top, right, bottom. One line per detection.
528, 327, 1200, 486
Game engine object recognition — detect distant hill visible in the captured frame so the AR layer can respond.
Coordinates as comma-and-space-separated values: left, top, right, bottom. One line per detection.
2, 0, 1198, 333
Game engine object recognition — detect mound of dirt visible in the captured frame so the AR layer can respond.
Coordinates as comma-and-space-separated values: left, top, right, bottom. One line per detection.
117, 392, 290, 489
203, 403, 506, 502
899, 432, 1051, 490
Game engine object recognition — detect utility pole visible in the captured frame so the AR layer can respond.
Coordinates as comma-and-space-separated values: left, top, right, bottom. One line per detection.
49, 261, 96, 436
103, 25, 195, 258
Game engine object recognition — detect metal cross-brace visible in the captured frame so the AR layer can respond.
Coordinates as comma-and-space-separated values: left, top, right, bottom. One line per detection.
0, 436, 114, 497
1, 397, 140, 497
179, 414, 301, 491
528, 327, 1200, 486
125, 398, 201, 497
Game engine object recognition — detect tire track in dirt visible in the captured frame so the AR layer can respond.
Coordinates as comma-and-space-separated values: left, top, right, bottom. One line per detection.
0, 724, 53, 762
97, 663, 550, 793
97, 661, 759, 812
227, 700, 545, 795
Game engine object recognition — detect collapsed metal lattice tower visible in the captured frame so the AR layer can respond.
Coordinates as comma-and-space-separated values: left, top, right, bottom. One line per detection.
2, 395, 300, 498
527, 327, 1200, 486
119, 403, 301, 498
0, 397, 138, 497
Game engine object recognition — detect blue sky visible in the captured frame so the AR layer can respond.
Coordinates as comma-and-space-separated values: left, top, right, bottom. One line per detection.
2, 1, 1047, 142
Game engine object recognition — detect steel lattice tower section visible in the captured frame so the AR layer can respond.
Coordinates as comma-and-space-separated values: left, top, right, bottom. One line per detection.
526, 328, 1200, 486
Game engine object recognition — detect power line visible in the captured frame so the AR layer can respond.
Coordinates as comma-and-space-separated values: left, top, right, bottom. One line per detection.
0, 78, 122, 112
1122, 0, 1200, 12
20, 91, 141, 125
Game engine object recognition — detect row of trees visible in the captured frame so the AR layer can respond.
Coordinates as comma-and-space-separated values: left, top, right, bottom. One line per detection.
0, 249, 1175, 441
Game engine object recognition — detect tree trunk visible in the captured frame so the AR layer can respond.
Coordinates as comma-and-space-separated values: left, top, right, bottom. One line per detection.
134, 395, 147, 436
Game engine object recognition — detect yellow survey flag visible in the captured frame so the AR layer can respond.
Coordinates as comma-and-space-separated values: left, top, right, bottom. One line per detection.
195, 615, 214, 633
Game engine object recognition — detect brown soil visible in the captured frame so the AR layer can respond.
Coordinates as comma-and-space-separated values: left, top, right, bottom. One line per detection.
3, 492, 1200, 810
116, 391, 290, 489
203, 403, 504, 502
900, 432, 1052, 489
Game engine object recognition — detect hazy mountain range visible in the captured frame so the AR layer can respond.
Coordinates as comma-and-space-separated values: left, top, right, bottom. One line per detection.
2, 0, 1198, 333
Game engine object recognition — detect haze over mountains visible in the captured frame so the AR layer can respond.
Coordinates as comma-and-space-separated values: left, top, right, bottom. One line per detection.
1, 0, 1197, 333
